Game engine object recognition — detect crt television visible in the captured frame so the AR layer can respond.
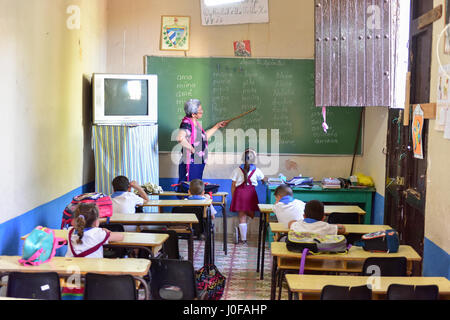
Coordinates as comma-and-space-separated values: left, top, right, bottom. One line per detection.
92, 73, 158, 125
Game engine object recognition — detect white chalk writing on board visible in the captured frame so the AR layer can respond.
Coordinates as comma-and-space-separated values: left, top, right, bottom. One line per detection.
201, 0, 269, 26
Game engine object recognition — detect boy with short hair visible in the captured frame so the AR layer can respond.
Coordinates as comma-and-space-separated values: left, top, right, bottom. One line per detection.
289, 200, 346, 235
111, 175, 149, 232
272, 184, 305, 228
188, 179, 217, 218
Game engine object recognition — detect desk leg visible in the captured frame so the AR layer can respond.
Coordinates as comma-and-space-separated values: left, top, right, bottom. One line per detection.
270, 256, 277, 300
188, 225, 194, 263
260, 214, 267, 280
256, 211, 263, 273
222, 204, 227, 255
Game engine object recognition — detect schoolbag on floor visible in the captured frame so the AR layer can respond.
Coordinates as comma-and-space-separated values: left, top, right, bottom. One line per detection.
19, 226, 66, 266
354, 229, 399, 253
61, 192, 113, 229
286, 231, 348, 254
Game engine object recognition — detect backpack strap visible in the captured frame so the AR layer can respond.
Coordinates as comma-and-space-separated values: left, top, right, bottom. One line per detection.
68, 228, 110, 258
299, 248, 310, 275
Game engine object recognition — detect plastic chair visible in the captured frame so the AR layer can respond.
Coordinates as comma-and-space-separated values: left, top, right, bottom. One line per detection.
171, 206, 205, 238
362, 257, 407, 276
327, 212, 360, 224
99, 222, 127, 258
320, 285, 372, 300
139, 229, 181, 259
83, 273, 138, 300
148, 258, 198, 300
6, 272, 61, 300
387, 284, 439, 300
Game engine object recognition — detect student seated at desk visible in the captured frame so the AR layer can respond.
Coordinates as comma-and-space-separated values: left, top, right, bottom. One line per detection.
289, 200, 346, 236
111, 175, 149, 231
273, 184, 305, 228
187, 179, 217, 219
66, 203, 124, 258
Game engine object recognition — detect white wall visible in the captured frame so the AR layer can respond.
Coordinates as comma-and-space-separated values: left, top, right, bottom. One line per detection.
0, 0, 107, 224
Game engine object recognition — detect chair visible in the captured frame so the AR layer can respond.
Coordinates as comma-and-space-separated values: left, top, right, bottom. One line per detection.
327, 212, 360, 224
83, 273, 138, 300
387, 284, 439, 300
320, 285, 372, 300
99, 222, 127, 258
362, 257, 407, 276
171, 206, 205, 238
6, 272, 61, 300
139, 229, 181, 259
148, 258, 198, 300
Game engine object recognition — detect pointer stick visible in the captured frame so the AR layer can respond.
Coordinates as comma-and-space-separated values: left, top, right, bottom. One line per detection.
225, 108, 257, 123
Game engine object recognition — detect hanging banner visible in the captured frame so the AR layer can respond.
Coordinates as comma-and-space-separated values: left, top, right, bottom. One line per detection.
412, 104, 424, 159
201, 0, 269, 26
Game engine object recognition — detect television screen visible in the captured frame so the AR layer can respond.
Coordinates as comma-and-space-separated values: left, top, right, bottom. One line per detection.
104, 79, 149, 116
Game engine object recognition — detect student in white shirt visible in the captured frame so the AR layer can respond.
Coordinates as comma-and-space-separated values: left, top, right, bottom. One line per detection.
66, 203, 124, 258
230, 149, 265, 244
289, 200, 346, 236
272, 184, 305, 228
110, 175, 149, 232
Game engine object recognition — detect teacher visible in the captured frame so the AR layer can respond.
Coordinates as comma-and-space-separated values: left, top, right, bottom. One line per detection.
176, 98, 228, 184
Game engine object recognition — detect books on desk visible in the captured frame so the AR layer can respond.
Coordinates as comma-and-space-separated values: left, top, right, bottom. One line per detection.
286, 177, 314, 187
321, 177, 341, 189
268, 178, 284, 185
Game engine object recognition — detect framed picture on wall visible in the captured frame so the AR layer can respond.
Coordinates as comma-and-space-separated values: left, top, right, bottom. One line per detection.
445, 0, 450, 54
160, 16, 190, 51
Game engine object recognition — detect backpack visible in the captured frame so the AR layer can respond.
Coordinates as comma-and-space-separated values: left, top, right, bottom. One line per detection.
19, 226, 66, 266
172, 181, 220, 195
286, 231, 348, 254
354, 229, 400, 253
61, 192, 113, 229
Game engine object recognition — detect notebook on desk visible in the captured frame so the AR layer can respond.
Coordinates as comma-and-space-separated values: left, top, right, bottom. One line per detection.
286, 177, 314, 187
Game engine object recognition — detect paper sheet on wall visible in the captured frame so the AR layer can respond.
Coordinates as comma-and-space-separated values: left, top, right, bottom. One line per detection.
412, 104, 424, 159
436, 105, 448, 131
444, 107, 450, 139
200, 0, 269, 26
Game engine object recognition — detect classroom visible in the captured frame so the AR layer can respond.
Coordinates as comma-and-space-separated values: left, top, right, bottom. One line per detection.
0, 0, 449, 303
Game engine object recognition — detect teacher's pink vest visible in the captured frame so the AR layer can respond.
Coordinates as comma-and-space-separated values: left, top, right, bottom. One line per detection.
182, 117, 208, 181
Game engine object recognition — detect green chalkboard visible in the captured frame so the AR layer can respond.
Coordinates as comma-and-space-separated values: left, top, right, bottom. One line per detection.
145, 56, 363, 155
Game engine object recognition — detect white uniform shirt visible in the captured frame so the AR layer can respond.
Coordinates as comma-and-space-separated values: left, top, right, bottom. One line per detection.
273, 199, 305, 228
111, 191, 144, 214
66, 227, 109, 258
290, 218, 338, 236
230, 167, 265, 187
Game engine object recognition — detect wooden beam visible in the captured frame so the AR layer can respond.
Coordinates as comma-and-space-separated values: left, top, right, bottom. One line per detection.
411, 5, 442, 37
411, 103, 437, 119
418, 4, 442, 29
404, 72, 411, 126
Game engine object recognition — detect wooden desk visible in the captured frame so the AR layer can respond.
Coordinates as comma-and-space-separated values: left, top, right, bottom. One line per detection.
267, 184, 375, 224
285, 274, 450, 300
0, 256, 151, 299
256, 203, 366, 280
270, 242, 422, 300
140, 199, 212, 215
21, 230, 169, 258
109, 213, 198, 262
269, 223, 392, 240
154, 191, 229, 255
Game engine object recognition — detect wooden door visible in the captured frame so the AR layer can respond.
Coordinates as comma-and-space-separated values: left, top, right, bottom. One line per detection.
384, 0, 432, 275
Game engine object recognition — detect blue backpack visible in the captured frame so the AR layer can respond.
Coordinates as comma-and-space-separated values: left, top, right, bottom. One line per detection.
354, 229, 400, 253
19, 226, 66, 266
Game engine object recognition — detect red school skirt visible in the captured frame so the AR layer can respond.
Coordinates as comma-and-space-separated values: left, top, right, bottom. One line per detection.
230, 183, 259, 218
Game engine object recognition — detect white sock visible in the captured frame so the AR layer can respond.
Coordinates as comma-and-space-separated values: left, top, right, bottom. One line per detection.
239, 223, 247, 241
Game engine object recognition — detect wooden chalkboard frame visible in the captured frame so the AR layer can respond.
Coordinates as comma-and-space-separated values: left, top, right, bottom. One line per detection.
145, 55, 364, 156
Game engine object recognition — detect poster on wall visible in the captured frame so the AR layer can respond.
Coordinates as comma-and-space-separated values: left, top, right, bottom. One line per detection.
200, 0, 269, 26
436, 64, 450, 131
412, 105, 424, 159
160, 16, 190, 51
233, 40, 251, 57
446, 0, 450, 54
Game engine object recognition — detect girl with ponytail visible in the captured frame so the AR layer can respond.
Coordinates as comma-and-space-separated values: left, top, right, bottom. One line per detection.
230, 149, 265, 244
66, 203, 123, 258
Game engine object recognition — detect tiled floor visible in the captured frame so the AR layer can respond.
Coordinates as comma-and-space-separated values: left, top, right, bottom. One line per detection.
179, 234, 289, 300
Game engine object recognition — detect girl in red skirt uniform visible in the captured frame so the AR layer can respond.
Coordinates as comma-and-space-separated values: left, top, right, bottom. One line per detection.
230, 149, 265, 244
